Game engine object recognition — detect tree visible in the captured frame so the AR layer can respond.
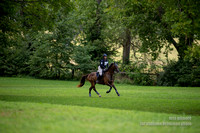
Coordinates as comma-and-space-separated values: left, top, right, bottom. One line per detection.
72, 45, 96, 73
28, 8, 75, 79
159, 0, 200, 59
125, 0, 200, 60
0, 0, 73, 77
102, 0, 136, 64
29, 31, 73, 79
74, 0, 116, 61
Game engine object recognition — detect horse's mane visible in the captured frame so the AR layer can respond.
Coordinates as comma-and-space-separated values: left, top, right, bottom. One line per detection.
104, 63, 114, 72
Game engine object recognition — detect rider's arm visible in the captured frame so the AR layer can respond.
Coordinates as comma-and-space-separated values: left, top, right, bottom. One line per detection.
100, 60, 105, 69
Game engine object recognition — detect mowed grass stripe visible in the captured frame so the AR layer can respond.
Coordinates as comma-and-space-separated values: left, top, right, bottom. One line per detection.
0, 101, 199, 133
0, 77, 200, 116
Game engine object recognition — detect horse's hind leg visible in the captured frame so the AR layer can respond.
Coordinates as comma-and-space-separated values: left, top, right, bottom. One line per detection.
89, 81, 101, 97
93, 87, 101, 97
89, 86, 93, 97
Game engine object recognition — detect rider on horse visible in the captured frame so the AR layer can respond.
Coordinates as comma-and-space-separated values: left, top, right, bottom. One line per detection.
97, 54, 109, 79
77, 54, 120, 97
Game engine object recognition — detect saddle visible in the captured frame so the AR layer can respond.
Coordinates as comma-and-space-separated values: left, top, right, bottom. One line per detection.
96, 72, 104, 83
96, 72, 103, 78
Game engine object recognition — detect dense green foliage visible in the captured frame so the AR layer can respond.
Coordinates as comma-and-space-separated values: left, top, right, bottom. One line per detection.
118, 63, 155, 86
0, 0, 199, 86
158, 60, 200, 87
158, 45, 200, 86
0, 0, 74, 78
0, 77, 200, 132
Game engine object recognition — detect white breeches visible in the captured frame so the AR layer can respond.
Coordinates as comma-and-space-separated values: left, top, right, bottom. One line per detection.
97, 66, 104, 76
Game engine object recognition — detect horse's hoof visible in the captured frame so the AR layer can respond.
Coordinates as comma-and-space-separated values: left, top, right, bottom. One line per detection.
117, 94, 120, 96
106, 91, 110, 93
99, 95, 101, 97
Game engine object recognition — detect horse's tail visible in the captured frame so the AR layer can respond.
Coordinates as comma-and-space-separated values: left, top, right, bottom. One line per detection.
77, 75, 88, 87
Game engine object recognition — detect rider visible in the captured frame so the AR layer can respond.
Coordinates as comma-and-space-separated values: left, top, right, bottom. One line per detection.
97, 54, 109, 79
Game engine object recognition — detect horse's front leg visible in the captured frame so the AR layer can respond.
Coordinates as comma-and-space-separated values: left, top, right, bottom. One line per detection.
106, 86, 112, 93
105, 82, 113, 93
112, 84, 120, 96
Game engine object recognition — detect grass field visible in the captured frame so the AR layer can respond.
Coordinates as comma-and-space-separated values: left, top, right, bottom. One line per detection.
0, 77, 200, 133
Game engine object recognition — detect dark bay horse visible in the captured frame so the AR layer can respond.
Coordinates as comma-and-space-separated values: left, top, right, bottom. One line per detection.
77, 63, 120, 97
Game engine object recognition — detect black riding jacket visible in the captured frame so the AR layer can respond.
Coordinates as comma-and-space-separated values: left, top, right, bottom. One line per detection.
100, 59, 109, 69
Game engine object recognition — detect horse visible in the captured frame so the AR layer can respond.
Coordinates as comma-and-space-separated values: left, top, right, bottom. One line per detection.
77, 62, 120, 97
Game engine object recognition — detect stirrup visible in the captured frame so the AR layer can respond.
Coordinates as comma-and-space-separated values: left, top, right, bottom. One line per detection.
96, 72, 99, 77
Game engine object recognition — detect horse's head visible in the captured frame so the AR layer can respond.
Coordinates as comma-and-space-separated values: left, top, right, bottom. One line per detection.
113, 62, 120, 73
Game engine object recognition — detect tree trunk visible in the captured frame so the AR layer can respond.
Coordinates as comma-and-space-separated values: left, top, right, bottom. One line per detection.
123, 28, 131, 64
96, 0, 102, 4
165, 33, 194, 60
71, 69, 74, 79
177, 34, 194, 60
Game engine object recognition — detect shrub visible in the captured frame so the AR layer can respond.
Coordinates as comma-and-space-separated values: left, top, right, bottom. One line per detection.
158, 44, 200, 87
128, 72, 154, 86
157, 60, 200, 87
118, 63, 154, 86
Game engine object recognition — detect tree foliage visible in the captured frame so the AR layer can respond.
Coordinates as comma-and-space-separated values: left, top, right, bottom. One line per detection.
0, 0, 199, 86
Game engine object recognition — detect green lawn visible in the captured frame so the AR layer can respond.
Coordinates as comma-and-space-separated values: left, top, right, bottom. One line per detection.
0, 77, 200, 133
